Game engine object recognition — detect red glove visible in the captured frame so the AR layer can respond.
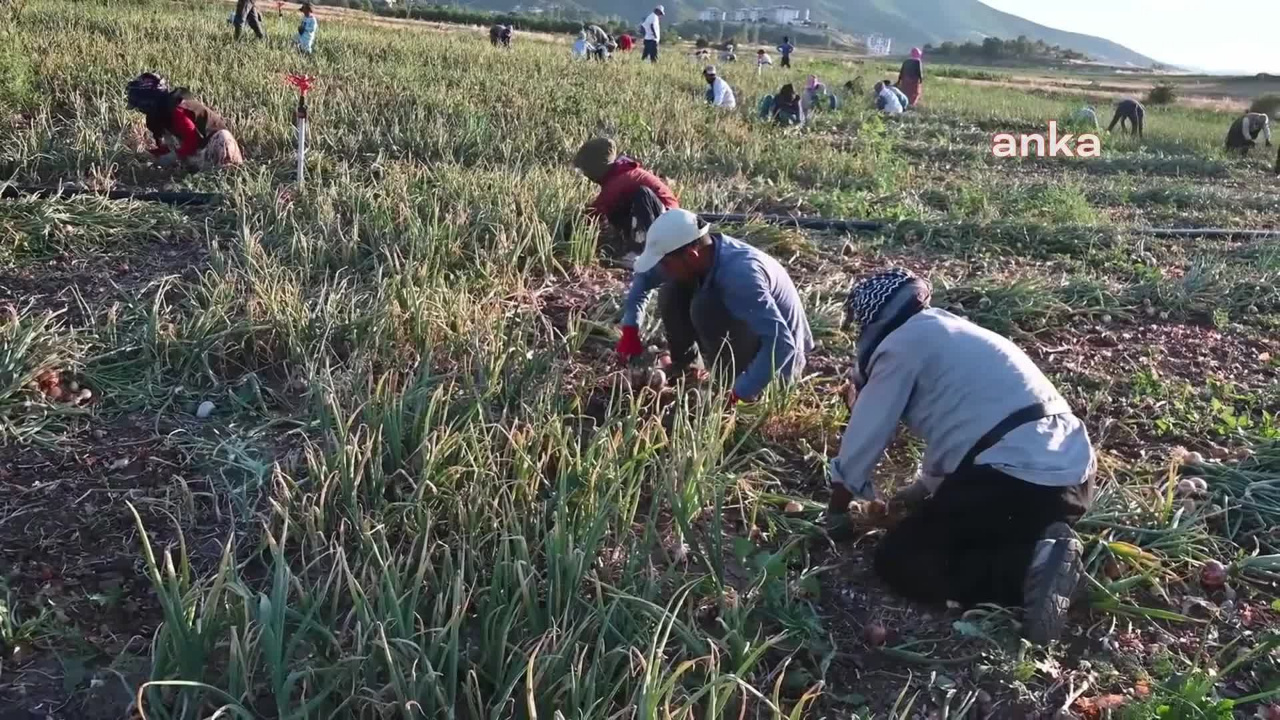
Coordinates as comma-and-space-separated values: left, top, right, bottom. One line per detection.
728, 391, 744, 407
616, 325, 643, 364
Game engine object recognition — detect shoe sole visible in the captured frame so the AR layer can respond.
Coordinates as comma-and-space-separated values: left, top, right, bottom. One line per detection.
1024, 522, 1083, 645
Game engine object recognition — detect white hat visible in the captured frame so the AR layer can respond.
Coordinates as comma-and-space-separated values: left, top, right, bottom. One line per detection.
703, 65, 717, 76
655, 4, 665, 14
634, 209, 708, 273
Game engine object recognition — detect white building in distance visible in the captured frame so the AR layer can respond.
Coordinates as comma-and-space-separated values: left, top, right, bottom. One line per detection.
769, 5, 800, 24
865, 33, 893, 55
698, 7, 727, 21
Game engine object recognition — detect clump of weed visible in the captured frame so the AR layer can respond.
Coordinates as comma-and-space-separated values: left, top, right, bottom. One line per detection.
1146, 84, 1178, 106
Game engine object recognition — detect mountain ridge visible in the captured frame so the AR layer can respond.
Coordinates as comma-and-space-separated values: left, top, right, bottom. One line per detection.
490, 0, 1156, 66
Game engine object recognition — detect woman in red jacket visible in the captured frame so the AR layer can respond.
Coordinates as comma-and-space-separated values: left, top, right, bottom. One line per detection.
572, 137, 678, 247
126, 73, 243, 170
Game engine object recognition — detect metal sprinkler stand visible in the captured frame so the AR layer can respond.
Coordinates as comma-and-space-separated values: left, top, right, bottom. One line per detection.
286, 73, 315, 189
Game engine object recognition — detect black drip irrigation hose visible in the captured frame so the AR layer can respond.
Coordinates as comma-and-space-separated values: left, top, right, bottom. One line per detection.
1, 184, 221, 207
2, 186, 1276, 240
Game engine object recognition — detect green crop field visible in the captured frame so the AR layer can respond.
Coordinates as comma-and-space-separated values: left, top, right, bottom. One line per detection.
1, 1, 1278, 718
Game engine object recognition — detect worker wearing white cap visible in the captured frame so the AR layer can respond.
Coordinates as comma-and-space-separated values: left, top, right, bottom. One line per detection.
641, 5, 664, 63
703, 66, 737, 109
615, 210, 813, 404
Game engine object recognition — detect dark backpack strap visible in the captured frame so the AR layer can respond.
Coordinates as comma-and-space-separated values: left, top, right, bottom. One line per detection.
958, 402, 1067, 470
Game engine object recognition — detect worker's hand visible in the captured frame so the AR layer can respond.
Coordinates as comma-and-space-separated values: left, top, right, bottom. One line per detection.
615, 325, 644, 365
825, 484, 856, 541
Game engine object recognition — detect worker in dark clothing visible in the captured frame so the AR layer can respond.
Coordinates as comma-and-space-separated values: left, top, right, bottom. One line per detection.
758, 83, 804, 126
126, 73, 243, 170
489, 24, 513, 47
827, 268, 1095, 645
233, 0, 264, 40
572, 137, 679, 247
1225, 112, 1272, 155
1108, 98, 1144, 137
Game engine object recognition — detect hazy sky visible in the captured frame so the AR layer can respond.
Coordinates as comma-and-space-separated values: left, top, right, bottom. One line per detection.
978, 0, 1280, 74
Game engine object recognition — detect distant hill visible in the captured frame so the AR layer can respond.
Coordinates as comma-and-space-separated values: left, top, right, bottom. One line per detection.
463, 0, 1156, 67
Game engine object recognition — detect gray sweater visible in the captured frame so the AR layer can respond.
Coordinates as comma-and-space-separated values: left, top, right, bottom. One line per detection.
831, 305, 1094, 498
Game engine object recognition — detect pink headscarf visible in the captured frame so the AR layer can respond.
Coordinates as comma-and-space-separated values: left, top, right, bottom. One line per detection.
806, 74, 819, 91
910, 47, 923, 60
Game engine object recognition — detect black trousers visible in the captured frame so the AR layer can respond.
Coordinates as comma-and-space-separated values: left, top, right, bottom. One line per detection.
642, 40, 659, 63
1225, 117, 1257, 155
659, 282, 758, 379
234, 3, 263, 39
1108, 107, 1143, 137
874, 465, 1092, 607
780, 55, 791, 68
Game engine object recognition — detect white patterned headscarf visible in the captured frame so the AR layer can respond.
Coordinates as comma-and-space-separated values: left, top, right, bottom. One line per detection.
843, 268, 929, 332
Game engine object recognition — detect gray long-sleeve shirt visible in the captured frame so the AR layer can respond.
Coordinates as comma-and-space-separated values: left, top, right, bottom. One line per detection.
831, 304, 1094, 498
621, 234, 813, 399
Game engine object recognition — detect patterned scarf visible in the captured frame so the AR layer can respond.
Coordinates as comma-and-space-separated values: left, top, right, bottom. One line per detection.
844, 268, 932, 388
844, 268, 929, 331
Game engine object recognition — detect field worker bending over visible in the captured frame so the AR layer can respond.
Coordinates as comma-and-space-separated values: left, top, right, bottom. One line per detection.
573, 138, 678, 247
759, 83, 804, 126
703, 66, 737, 110
1225, 112, 1271, 155
585, 24, 615, 60
803, 75, 838, 114
489, 23, 513, 48
1108, 98, 1144, 137
297, 3, 317, 54
127, 73, 243, 170
232, 0, 264, 40
641, 5, 664, 63
616, 210, 813, 404
897, 48, 924, 106
874, 81, 904, 115
827, 268, 1095, 645
1068, 106, 1099, 130
617, 33, 634, 52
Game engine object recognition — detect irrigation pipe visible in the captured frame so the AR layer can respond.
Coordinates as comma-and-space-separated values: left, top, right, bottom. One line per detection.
1, 185, 220, 207
1, 187, 1276, 239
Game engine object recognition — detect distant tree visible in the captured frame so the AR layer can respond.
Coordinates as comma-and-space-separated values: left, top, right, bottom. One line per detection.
695, 36, 709, 48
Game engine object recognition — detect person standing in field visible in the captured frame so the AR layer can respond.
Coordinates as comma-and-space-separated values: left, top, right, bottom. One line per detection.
897, 47, 924, 106
616, 210, 813, 405
1107, 98, 1145, 137
297, 3, 317, 55
126, 73, 243, 170
777, 36, 795, 69
572, 137, 679, 248
826, 268, 1095, 645
1225, 112, 1272, 155
641, 5, 664, 63
703, 66, 737, 110
233, 0, 264, 40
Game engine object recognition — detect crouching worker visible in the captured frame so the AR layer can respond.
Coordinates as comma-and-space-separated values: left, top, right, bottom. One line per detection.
616, 210, 813, 404
758, 83, 804, 126
873, 81, 904, 115
1225, 112, 1271, 155
826, 268, 1095, 645
126, 73, 242, 170
573, 137, 679, 248
703, 66, 737, 110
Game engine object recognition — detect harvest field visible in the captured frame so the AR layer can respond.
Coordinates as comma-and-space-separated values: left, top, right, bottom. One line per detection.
2, 1, 1279, 718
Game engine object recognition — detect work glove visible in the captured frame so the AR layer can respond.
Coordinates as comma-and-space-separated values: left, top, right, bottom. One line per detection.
615, 325, 643, 365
